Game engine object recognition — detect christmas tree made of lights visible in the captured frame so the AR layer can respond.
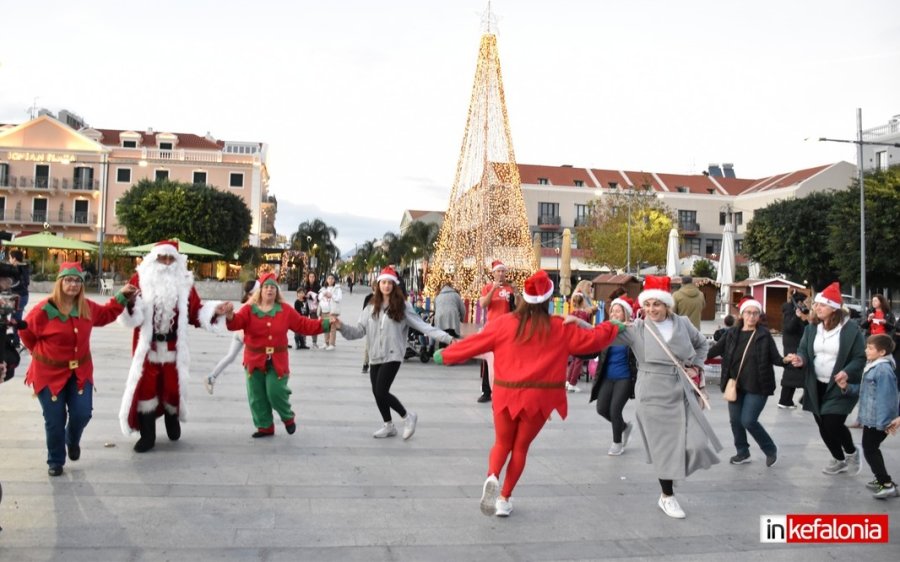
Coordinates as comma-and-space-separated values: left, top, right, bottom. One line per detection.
424, 32, 536, 299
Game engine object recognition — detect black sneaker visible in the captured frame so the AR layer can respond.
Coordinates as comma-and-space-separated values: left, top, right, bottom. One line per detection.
477, 394, 492, 403
361, 364, 369, 374
730, 453, 751, 465
765, 453, 777, 467
48, 465, 63, 477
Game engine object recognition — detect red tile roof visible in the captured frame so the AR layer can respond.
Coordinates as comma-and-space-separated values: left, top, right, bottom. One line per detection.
91, 128, 220, 150
517, 163, 597, 188
654, 173, 724, 195
741, 164, 832, 193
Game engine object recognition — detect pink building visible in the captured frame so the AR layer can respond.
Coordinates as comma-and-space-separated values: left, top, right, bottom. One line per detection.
0, 114, 275, 249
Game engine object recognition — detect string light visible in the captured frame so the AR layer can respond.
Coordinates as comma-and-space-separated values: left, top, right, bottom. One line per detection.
424, 33, 536, 299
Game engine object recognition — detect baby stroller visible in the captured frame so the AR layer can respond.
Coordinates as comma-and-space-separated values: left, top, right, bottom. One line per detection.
404, 308, 435, 363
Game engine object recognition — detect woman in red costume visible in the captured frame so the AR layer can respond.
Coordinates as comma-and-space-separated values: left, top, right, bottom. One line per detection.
21, 262, 136, 476
434, 270, 621, 517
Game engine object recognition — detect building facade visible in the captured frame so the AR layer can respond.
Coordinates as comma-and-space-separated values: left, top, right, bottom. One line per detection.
861, 113, 900, 172
0, 114, 275, 248
403, 160, 857, 278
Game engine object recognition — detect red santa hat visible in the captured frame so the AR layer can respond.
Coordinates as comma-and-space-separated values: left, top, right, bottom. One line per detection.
814, 281, 842, 310
376, 266, 400, 284
638, 275, 674, 308
258, 272, 278, 287
610, 294, 635, 319
738, 296, 763, 315
146, 239, 182, 260
523, 270, 554, 304
491, 260, 507, 272
57, 261, 85, 280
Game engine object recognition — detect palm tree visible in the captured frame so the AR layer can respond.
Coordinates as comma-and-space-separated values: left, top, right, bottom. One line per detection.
290, 219, 339, 276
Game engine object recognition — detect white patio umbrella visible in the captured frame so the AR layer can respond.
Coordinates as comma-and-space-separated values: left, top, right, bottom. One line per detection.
716, 223, 736, 314
665, 228, 680, 277
748, 261, 761, 279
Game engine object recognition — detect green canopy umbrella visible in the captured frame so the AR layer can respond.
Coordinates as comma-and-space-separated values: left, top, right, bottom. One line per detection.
121, 240, 223, 257
2, 231, 98, 251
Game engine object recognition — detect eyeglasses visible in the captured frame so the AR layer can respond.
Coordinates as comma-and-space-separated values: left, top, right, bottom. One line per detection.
742, 310, 760, 316
61, 277, 84, 285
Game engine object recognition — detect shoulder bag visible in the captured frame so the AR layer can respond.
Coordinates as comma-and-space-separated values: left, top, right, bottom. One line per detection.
645, 321, 711, 410
723, 330, 756, 402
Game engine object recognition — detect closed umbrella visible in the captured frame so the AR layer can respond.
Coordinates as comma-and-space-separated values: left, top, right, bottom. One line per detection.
560, 228, 572, 296
716, 223, 736, 314
665, 228, 680, 277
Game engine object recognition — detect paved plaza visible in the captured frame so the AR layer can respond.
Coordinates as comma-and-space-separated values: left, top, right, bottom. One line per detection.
0, 288, 897, 560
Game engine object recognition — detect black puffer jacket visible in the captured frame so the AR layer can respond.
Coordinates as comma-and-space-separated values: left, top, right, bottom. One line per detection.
589, 345, 638, 402
707, 325, 784, 395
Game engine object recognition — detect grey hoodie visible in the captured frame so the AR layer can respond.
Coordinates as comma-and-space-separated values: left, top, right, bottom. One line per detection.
340, 302, 453, 364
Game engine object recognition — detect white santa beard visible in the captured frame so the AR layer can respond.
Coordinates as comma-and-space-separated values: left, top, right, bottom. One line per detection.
138, 260, 192, 334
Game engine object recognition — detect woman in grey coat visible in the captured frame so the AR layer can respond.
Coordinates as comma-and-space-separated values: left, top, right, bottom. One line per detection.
612, 276, 722, 519
434, 281, 466, 341
339, 267, 454, 440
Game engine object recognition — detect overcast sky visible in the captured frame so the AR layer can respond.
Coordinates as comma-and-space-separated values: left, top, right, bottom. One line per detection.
2, 1, 898, 253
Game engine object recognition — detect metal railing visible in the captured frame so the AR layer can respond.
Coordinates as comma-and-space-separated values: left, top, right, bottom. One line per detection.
679, 222, 700, 232
537, 215, 561, 226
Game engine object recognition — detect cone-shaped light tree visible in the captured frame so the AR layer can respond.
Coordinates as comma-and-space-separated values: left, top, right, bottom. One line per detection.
424, 32, 536, 298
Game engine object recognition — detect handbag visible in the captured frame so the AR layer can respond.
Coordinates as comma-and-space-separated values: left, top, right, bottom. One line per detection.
723, 330, 756, 402
644, 321, 711, 410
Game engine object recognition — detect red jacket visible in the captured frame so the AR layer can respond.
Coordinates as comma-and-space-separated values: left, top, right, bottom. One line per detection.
441, 314, 619, 419
226, 302, 326, 377
22, 295, 127, 396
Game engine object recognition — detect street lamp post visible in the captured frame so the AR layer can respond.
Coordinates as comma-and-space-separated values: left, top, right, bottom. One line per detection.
615, 186, 635, 274
817, 108, 900, 302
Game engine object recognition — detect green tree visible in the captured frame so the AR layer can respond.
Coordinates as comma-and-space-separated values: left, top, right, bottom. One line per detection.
743, 191, 838, 288
117, 179, 252, 258
576, 189, 675, 271
289, 219, 339, 276
827, 168, 900, 289
692, 259, 716, 279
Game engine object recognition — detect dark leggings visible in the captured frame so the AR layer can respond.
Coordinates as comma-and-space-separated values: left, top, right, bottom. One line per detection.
370, 362, 405, 422
596, 378, 631, 442
813, 382, 856, 460
862, 426, 892, 485
659, 479, 674, 496
480, 359, 491, 396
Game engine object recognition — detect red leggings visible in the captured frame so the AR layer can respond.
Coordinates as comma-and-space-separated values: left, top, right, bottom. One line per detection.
489, 408, 548, 498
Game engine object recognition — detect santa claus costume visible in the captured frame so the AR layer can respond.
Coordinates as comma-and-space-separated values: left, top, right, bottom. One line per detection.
225, 273, 328, 437
435, 270, 621, 517
118, 240, 224, 452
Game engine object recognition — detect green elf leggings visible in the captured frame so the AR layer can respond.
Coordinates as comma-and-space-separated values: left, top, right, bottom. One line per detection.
246, 365, 294, 429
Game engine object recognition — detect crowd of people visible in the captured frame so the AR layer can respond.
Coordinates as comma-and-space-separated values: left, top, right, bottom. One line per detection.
3, 245, 899, 516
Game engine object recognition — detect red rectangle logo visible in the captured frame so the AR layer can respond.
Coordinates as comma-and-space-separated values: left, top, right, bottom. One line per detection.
761, 514, 889, 543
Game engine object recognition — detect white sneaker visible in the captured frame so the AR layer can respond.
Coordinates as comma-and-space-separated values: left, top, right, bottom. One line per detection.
480, 475, 500, 516
658, 494, 685, 519
845, 450, 861, 475
402, 411, 417, 440
325, 345, 335, 350
822, 458, 848, 475
565, 382, 581, 393
495, 498, 513, 517
372, 423, 397, 438
608, 442, 624, 456
622, 422, 633, 448
204, 376, 215, 395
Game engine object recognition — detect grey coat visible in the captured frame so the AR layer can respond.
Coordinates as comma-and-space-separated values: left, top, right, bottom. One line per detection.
340, 302, 453, 365
615, 314, 722, 479
433, 286, 465, 334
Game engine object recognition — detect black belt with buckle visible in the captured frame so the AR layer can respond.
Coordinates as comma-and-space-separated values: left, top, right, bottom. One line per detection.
153, 333, 177, 342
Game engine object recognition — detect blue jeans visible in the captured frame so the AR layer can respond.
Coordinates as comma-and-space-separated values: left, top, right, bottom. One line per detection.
728, 390, 776, 457
36, 375, 93, 467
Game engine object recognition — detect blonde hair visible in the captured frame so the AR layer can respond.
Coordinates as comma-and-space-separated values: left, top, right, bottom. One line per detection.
247, 283, 284, 306
49, 278, 90, 319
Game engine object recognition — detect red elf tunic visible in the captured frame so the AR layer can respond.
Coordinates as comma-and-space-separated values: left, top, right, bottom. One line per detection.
22, 294, 127, 397
441, 315, 620, 419
226, 302, 328, 376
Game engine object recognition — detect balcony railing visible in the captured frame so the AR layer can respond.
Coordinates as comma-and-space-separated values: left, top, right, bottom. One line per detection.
31, 212, 48, 223
537, 215, 561, 226
142, 147, 223, 163
679, 222, 700, 232
70, 178, 99, 191
574, 216, 589, 227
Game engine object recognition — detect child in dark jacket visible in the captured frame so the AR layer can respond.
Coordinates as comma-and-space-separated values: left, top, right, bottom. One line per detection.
293, 290, 310, 350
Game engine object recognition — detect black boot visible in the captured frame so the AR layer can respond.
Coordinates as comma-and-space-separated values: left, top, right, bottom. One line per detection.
165, 412, 181, 441
133, 413, 157, 453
